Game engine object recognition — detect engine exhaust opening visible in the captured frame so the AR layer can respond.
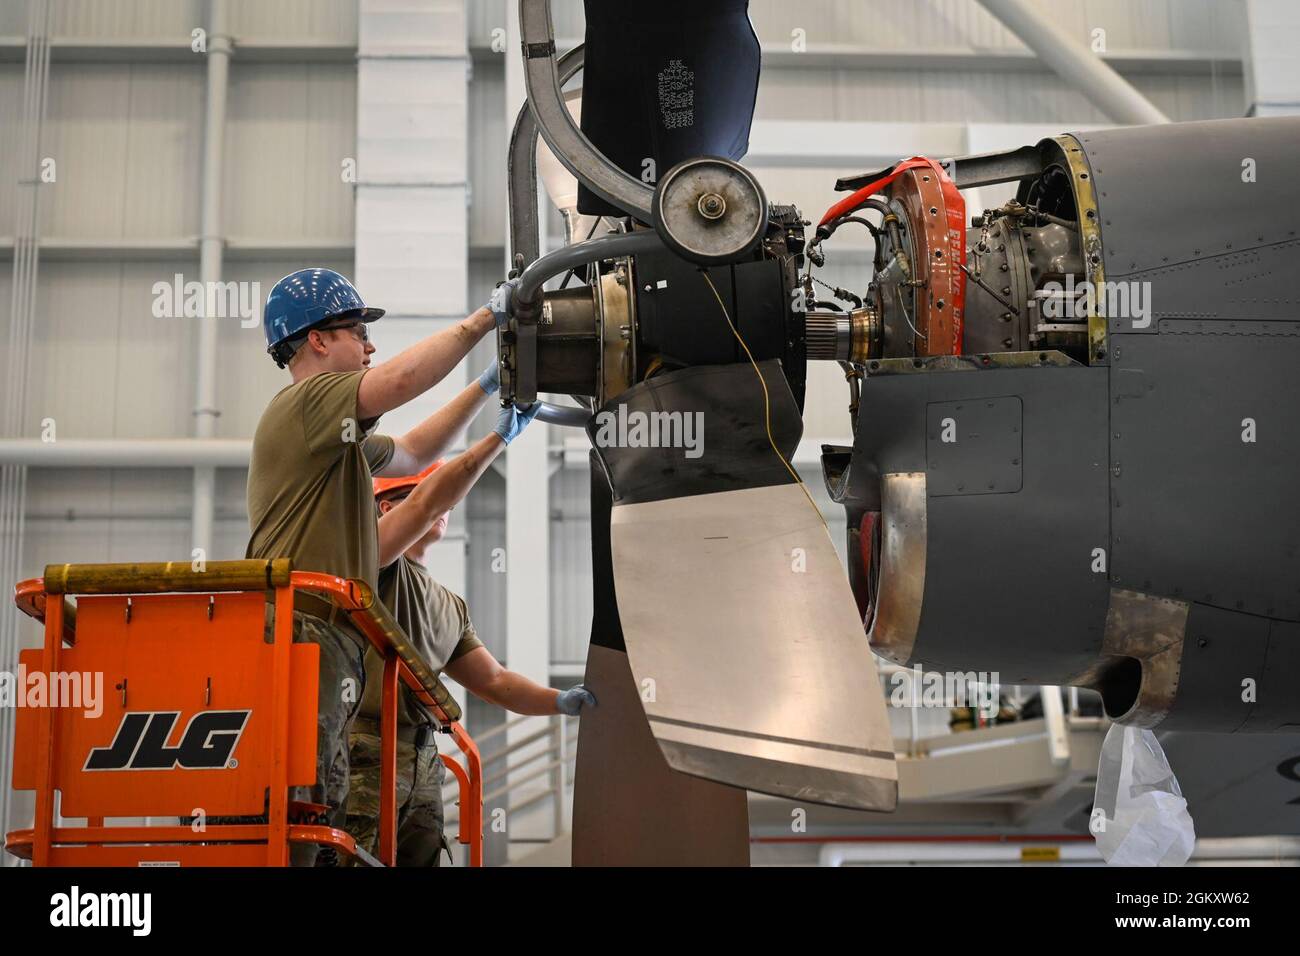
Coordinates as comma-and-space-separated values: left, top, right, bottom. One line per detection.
1092, 656, 1143, 722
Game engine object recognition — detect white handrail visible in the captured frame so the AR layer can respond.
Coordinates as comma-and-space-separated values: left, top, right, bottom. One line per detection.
444, 714, 578, 838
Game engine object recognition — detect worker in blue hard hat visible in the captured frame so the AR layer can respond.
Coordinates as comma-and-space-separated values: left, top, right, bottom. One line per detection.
244, 267, 533, 865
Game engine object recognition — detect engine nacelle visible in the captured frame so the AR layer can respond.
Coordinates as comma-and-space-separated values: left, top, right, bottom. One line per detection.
829, 117, 1300, 734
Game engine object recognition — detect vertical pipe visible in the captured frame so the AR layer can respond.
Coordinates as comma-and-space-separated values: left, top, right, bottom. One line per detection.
191, 0, 231, 559
1, 0, 50, 865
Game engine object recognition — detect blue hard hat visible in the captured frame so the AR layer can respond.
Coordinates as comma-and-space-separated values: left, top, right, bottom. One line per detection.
263, 268, 385, 367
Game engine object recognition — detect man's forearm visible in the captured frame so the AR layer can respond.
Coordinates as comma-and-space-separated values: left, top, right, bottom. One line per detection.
357, 307, 494, 421
444, 647, 573, 716
474, 670, 561, 716
375, 432, 504, 567
382, 381, 491, 476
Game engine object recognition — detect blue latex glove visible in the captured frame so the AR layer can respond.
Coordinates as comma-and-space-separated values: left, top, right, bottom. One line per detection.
477, 361, 500, 395
556, 684, 597, 716
487, 278, 519, 329
492, 401, 542, 445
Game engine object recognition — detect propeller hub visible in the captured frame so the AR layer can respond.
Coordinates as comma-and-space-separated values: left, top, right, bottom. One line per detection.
697, 192, 727, 220
651, 156, 767, 266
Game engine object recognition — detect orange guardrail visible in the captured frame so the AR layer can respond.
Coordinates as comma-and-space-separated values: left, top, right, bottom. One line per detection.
5, 561, 484, 868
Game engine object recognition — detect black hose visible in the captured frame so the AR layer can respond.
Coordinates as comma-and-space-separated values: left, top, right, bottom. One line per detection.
837, 215, 882, 245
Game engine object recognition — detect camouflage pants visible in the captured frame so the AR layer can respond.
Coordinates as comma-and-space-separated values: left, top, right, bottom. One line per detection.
290, 610, 367, 866
345, 730, 449, 867
197, 609, 366, 867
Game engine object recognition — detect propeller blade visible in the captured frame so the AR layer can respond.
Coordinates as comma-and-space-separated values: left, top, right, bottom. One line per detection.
571, 645, 751, 866
611, 483, 898, 810
576, 0, 761, 217
592, 361, 898, 811
571, 451, 750, 866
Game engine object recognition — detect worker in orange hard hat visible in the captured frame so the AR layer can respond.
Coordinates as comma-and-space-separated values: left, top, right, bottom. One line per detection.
345, 454, 595, 865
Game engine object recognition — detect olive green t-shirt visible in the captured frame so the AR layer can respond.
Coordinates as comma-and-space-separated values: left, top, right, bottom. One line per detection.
246, 370, 395, 643
359, 555, 484, 726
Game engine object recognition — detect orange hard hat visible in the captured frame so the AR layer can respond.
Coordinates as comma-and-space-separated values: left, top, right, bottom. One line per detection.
373, 461, 441, 499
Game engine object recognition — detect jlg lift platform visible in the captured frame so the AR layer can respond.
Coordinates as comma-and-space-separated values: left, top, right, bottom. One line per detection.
5, 559, 483, 867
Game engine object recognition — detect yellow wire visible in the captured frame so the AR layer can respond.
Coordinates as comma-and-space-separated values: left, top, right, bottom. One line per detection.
699, 269, 829, 532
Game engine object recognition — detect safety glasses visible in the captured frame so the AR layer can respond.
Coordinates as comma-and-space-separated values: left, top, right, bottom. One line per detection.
318, 320, 370, 344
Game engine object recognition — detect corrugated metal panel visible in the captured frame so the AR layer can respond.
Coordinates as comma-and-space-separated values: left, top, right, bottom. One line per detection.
547, 0, 585, 40
13, 0, 1245, 53
19, 469, 245, 621
0, 65, 25, 231
45, 0, 201, 39
21, 255, 330, 456
27, 261, 196, 439
1244, 0, 1300, 112
29, 0, 356, 42
755, 67, 1242, 123
747, 0, 1242, 55
20, 469, 246, 648
20, 468, 210, 598
466, 0, 503, 49
38, 64, 204, 239
1136, 71, 1245, 120
26, 467, 191, 523
9, 61, 356, 237
227, 0, 357, 43
224, 62, 355, 241
467, 0, 583, 46
467, 61, 504, 248
0, 6, 27, 34
464, 0, 1243, 56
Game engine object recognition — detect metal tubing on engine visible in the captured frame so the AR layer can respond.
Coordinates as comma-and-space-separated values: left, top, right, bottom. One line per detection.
532, 402, 591, 427
514, 230, 663, 317
508, 44, 585, 269
510, 231, 661, 427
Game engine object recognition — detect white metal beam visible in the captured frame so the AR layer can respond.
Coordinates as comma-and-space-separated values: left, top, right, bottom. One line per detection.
974, 0, 1170, 125
0, 439, 250, 467
466, 40, 1241, 77
356, 0, 471, 714
504, 1, 555, 851
0, 36, 1241, 76
0, 237, 354, 260
0, 36, 358, 63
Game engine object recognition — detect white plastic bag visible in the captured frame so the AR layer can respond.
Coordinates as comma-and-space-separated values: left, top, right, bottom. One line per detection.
1092, 723, 1196, 866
